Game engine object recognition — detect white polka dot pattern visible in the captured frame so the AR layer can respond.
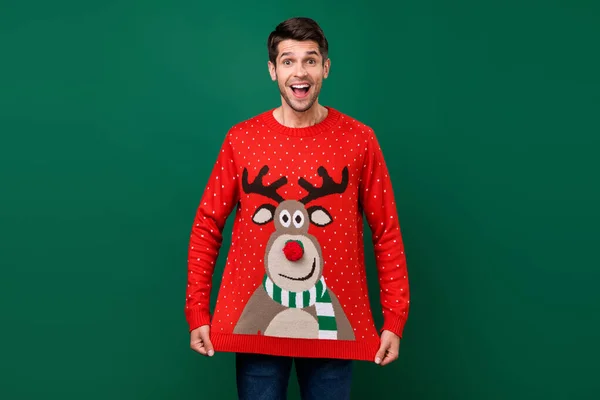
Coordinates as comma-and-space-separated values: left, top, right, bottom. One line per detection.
184, 107, 410, 345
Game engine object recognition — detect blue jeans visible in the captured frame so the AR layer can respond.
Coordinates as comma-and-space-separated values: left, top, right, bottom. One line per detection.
235, 352, 353, 400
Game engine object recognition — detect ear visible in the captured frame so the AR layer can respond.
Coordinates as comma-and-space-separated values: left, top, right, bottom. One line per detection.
307, 205, 332, 227
268, 61, 277, 81
253, 204, 276, 225
323, 58, 331, 79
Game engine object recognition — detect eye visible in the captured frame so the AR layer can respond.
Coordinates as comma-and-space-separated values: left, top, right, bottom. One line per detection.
292, 210, 304, 228
279, 210, 291, 227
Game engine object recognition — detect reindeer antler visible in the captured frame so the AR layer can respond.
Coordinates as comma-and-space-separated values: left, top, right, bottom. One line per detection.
242, 165, 287, 203
298, 166, 349, 204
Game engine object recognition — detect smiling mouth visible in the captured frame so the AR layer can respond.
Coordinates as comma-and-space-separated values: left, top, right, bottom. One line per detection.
279, 258, 317, 281
290, 84, 311, 98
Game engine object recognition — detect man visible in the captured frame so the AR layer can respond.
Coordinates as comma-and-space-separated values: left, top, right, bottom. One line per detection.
185, 17, 410, 400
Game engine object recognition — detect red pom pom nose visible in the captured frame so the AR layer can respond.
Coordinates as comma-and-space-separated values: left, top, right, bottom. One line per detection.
283, 240, 304, 261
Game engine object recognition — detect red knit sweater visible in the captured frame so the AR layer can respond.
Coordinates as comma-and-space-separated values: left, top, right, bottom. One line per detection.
185, 106, 410, 361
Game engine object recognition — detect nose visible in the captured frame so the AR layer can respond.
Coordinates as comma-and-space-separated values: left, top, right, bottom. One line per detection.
294, 64, 308, 77
283, 239, 304, 261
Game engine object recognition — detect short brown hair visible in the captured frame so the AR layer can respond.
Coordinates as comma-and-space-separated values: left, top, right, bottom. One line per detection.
267, 17, 329, 65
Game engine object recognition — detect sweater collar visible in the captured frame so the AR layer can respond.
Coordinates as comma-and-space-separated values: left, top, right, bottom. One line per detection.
260, 106, 341, 137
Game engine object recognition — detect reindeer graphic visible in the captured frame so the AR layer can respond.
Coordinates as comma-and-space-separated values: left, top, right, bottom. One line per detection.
232, 165, 356, 340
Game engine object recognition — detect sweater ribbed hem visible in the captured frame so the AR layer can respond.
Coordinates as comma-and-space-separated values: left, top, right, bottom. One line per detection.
260, 106, 342, 137
209, 333, 380, 362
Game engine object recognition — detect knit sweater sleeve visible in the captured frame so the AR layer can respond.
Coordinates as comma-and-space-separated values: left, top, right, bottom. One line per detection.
359, 128, 410, 338
185, 131, 239, 332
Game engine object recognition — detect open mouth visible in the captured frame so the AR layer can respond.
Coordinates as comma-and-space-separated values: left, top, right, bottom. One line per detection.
279, 258, 316, 281
290, 83, 311, 99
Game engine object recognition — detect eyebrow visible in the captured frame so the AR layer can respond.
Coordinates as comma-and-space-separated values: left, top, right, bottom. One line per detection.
280, 50, 320, 58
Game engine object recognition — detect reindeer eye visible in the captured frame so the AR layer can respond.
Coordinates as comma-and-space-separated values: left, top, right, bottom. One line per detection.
292, 210, 304, 228
279, 210, 291, 227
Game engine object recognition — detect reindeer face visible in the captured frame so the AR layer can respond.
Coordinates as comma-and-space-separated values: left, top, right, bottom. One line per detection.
242, 165, 349, 293
252, 200, 324, 291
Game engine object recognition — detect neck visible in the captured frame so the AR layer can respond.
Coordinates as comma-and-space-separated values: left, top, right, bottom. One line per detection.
273, 102, 328, 128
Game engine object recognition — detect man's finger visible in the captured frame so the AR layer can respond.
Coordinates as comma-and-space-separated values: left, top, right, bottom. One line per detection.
380, 349, 398, 366
374, 341, 388, 365
199, 331, 214, 357
190, 340, 207, 356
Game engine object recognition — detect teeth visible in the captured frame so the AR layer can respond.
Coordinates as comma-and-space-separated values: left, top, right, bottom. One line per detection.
292, 84, 309, 89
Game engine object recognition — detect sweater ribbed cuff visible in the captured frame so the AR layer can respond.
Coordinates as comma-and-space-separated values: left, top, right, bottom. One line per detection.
186, 307, 211, 332
380, 315, 407, 339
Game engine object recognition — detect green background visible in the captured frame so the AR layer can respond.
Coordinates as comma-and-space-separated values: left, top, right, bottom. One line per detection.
1, 0, 598, 399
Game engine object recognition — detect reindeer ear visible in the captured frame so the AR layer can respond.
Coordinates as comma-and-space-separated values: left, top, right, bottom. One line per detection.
252, 204, 276, 225
307, 206, 333, 227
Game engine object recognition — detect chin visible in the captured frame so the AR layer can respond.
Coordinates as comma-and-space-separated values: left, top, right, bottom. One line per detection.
291, 104, 311, 112
286, 98, 317, 113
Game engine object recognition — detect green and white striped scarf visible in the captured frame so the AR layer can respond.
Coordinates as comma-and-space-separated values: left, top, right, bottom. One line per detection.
263, 274, 337, 339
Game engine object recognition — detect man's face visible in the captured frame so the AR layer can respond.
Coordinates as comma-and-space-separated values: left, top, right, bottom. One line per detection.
268, 39, 330, 113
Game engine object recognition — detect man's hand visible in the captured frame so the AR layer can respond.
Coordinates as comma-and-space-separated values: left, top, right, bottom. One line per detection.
375, 330, 400, 366
190, 325, 214, 357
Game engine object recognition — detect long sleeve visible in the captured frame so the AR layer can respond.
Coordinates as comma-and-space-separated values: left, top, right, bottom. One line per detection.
359, 129, 410, 338
185, 131, 239, 332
